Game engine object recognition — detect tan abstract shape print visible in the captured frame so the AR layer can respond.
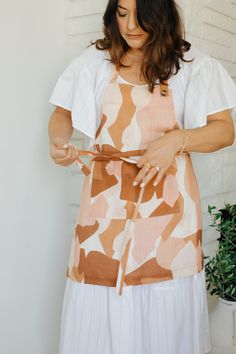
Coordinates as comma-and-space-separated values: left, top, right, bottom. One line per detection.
108, 84, 136, 149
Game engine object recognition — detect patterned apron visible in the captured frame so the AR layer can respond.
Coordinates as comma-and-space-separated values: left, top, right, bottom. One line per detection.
67, 66, 204, 296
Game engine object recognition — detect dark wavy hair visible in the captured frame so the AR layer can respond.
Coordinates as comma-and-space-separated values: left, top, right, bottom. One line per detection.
92, 0, 194, 92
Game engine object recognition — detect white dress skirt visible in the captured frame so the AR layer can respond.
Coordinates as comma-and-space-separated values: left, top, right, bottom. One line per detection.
58, 269, 212, 354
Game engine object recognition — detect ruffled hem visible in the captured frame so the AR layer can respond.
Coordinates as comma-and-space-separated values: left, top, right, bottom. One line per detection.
59, 269, 211, 354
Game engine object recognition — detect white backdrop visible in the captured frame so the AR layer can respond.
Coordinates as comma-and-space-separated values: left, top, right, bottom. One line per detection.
0, 1, 71, 353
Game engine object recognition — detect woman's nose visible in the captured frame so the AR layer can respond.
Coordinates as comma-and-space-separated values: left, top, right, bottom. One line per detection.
127, 13, 138, 31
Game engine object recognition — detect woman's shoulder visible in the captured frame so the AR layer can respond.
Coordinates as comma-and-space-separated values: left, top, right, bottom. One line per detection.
71, 45, 110, 74
180, 45, 214, 77
168, 44, 219, 89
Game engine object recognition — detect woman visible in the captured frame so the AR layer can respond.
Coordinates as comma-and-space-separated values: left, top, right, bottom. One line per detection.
48, 0, 236, 353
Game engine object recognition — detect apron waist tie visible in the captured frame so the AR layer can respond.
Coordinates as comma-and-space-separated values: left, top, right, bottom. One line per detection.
75, 148, 146, 175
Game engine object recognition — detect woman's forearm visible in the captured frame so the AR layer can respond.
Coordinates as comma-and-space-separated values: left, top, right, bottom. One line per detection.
48, 109, 73, 145
173, 119, 235, 154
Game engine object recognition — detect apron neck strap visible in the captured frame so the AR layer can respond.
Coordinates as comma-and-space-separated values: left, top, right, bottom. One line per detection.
109, 63, 169, 96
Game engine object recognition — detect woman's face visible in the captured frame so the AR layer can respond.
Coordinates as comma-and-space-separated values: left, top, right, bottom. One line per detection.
116, 0, 149, 51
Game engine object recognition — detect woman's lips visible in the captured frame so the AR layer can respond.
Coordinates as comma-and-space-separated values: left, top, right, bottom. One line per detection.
126, 34, 142, 39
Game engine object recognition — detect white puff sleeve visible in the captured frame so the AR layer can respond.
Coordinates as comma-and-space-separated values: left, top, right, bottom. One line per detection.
184, 56, 236, 129
49, 55, 97, 141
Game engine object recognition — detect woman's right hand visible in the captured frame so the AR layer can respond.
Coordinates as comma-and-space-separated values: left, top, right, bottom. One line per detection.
50, 137, 79, 167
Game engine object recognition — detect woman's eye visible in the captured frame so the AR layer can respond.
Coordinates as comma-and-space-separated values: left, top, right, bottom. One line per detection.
117, 11, 127, 17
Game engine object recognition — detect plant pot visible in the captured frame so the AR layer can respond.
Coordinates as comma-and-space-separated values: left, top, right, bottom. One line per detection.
209, 297, 236, 353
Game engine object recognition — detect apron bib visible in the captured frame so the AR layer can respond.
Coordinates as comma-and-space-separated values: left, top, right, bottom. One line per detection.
67, 67, 204, 295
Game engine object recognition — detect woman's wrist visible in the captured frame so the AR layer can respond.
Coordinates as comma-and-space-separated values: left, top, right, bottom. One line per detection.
48, 110, 73, 147
179, 129, 189, 154
172, 129, 190, 155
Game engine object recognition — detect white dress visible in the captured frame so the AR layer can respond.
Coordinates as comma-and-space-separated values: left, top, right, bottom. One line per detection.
49, 45, 236, 354
59, 270, 211, 354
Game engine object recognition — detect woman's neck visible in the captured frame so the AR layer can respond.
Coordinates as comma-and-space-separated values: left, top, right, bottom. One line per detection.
126, 48, 144, 61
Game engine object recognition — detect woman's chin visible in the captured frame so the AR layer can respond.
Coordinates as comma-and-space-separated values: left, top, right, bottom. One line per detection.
127, 42, 145, 50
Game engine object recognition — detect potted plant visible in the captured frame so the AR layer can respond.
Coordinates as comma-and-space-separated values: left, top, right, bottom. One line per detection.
204, 203, 236, 350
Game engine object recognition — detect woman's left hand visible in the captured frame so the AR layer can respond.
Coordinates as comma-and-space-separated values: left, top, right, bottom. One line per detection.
134, 131, 182, 187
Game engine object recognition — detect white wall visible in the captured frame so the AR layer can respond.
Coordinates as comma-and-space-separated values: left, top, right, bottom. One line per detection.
0, 1, 71, 354
0, 1, 235, 354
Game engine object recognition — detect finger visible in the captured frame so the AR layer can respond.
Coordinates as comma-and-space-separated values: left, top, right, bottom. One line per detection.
53, 157, 73, 166
153, 167, 166, 186
51, 149, 67, 158
140, 167, 159, 187
70, 145, 80, 161
57, 159, 71, 167
68, 145, 79, 162
57, 161, 66, 166
65, 145, 74, 160
72, 147, 78, 160
137, 156, 157, 169
137, 156, 147, 167
137, 156, 149, 168
61, 161, 70, 167
54, 153, 76, 165
51, 153, 66, 160
58, 145, 75, 164
59, 157, 74, 166
133, 165, 150, 186
54, 145, 80, 166
74, 149, 80, 161
53, 158, 63, 164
